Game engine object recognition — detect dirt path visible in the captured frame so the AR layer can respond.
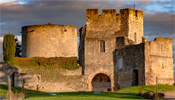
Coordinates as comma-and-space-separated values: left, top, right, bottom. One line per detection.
162, 91, 175, 100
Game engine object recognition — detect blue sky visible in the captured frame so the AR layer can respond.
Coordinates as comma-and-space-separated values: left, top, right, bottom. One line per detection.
0, 0, 175, 64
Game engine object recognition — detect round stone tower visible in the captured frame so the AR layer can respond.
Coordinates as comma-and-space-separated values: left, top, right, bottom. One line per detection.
22, 24, 77, 58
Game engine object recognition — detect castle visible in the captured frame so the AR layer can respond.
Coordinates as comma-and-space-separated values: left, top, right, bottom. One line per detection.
0, 8, 174, 92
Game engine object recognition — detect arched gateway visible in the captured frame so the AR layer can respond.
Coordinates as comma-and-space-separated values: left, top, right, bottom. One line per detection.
91, 73, 111, 91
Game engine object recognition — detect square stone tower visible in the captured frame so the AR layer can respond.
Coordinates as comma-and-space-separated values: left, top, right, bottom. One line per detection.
79, 8, 144, 91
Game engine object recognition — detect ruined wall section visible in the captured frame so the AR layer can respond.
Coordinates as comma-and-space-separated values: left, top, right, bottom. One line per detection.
114, 37, 145, 89
144, 38, 174, 85
0, 64, 88, 92
22, 25, 77, 58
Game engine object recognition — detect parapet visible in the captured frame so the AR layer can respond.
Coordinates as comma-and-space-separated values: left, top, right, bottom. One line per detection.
86, 9, 118, 19
120, 8, 143, 17
86, 8, 143, 20
153, 37, 172, 42
86, 9, 99, 18
22, 24, 76, 30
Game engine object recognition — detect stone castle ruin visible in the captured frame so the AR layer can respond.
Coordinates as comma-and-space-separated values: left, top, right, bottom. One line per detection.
0, 8, 174, 92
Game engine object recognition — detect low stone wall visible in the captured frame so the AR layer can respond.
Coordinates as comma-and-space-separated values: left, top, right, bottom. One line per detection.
0, 63, 19, 85
0, 63, 88, 92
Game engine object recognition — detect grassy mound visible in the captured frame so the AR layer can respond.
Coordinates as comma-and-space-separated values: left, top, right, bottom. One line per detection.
116, 84, 175, 93
12, 57, 80, 70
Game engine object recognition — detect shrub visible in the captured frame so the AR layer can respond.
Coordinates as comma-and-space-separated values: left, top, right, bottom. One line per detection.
158, 93, 164, 98
3, 33, 16, 64
143, 92, 155, 99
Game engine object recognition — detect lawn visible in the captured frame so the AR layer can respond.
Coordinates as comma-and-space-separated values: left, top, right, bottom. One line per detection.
27, 92, 142, 100
0, 84, 174, 100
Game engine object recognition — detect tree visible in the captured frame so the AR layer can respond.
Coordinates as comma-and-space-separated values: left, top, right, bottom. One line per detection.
3, 33, 16, 63
15, 37, 21, 57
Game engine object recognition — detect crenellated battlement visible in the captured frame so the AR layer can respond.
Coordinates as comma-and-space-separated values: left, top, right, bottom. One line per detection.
86, 8, 143, 23
87, 9, 118, 19
120, 8, 143, 17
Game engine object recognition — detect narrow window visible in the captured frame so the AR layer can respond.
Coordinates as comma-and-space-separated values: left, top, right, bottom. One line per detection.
162, 63, 164, 69
134, 33, 137, 43
118, 58, 123, 70
100, 41, 105, 52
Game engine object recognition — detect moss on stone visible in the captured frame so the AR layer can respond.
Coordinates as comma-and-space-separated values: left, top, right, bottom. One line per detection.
13, 57, 80, 70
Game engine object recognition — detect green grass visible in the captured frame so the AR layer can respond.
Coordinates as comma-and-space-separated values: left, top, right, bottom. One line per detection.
12, 57, 80, 70
0, 84, 174, 100
0, 84, 44, 97
27, 92, 142, 100
117, 84, 175, 93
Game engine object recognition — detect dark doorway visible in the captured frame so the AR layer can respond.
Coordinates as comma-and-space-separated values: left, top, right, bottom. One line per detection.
11, 73, 15, 86
132, 69, 138, 86
91, 73, 111, 91
11, 72, 17, 86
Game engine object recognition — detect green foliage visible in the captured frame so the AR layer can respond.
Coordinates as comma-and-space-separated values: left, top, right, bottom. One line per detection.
3, 33, 16, 64
13, 57, 80, 70
15, 37, 21, 57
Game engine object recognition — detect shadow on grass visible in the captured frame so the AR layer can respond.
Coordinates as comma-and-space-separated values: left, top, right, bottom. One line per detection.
0, 84, 45, 94
28, 92, 142, 99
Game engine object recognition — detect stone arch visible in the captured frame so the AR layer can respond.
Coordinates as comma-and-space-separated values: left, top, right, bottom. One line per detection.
88, 72, 112, 91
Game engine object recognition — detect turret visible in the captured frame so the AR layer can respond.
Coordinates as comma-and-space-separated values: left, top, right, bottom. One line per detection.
120, 8, 143, 44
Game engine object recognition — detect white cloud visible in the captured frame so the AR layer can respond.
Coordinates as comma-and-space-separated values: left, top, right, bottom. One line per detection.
0, 37, 3, 42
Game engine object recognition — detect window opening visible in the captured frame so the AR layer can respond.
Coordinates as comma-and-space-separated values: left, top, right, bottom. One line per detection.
100, 41, 105, 52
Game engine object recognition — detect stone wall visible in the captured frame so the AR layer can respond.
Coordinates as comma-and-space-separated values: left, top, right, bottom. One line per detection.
114, 37, 145, 89
22, 24, 77, 58
0, 64, 88, 92
0, 63, 19, 85
114, 37, 174, 88
144, 38, 174, 85
84, 38, 115, 91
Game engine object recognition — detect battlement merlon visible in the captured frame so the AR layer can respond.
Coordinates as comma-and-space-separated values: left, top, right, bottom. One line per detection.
86, 9, 99, 18
120, 8, 143, 18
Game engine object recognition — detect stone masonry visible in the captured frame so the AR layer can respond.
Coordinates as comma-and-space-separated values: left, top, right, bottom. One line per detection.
22, 24, 77, 58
